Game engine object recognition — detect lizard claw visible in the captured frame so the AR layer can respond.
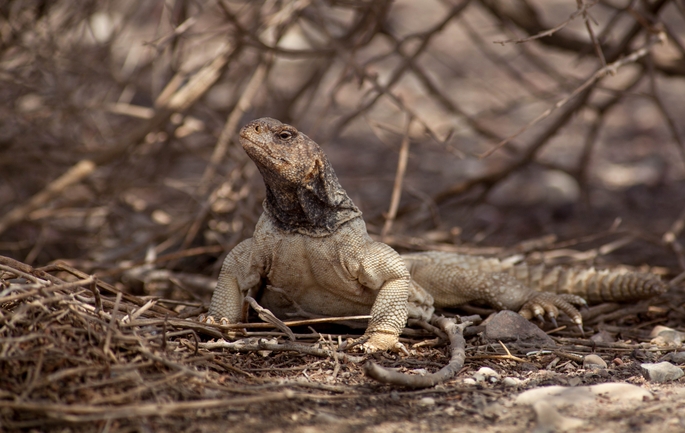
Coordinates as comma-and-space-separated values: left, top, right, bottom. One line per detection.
549, 315, 558, 328
198, 314, 230, 326
340, 335, 369, 352
198, 314, 214, 324
395, 341, 410, 356
556, 294, 587, 308
518, 291, 585, 328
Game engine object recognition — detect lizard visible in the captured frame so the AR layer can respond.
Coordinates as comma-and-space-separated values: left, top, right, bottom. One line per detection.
202, 117, 668, 351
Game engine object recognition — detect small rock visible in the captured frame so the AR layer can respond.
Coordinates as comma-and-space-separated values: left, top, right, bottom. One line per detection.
473, 367, 500, 383
650, 326, 684, 347
641, 362, 684, 382
477, 367, 500, 378
650, 325, 676, 338
502, 377, 521, 387
483, 311, 556, 346
583, 354, 607, 369
419, 397, 435, 406
663, 352, 685, 364
462, 378, 477, 385
651, 331, 682, 347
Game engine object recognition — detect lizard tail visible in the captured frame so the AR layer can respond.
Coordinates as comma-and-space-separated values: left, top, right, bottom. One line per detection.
520, 266, 668, 303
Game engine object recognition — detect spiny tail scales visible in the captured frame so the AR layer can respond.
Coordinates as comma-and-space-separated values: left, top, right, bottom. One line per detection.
403, 251, 668, 303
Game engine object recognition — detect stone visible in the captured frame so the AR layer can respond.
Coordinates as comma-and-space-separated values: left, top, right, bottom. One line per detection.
419, 397, 435, 406
650, 325, 678, 338
473, 366, 500, 383
641, 362, 684, 382
502, 377, 521, 387
583, 354, 607, 369
484, 311, 556, 346
650, 326, 684, 347
663, 352, 685, 364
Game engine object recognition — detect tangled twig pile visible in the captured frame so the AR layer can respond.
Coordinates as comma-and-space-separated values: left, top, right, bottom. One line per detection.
0, 254, 470, 428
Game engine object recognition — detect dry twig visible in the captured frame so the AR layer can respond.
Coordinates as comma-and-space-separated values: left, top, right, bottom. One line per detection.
364, 317, 470, 388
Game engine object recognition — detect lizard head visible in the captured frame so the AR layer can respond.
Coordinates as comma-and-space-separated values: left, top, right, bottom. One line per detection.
239, 117, 323, 185
238, 117, 361, 236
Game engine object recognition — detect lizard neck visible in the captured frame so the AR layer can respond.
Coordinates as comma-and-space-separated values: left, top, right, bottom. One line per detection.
258, 159, 362, 237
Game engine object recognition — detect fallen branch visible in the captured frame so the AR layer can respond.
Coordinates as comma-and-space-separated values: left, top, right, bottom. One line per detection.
244, 296, 296, 340
200, 338, 365, 363
363, 317, 470, 388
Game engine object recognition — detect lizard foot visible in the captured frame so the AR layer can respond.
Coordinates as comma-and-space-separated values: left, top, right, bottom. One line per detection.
518, 292, 586, 328
349, 331, 403, 353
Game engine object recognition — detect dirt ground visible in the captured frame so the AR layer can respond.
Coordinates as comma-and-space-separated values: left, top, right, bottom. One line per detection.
2, 1, 685, 432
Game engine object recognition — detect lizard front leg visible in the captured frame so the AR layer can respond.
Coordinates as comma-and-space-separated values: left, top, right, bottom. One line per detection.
356, 242, 411, 351
203, 238, 262, 324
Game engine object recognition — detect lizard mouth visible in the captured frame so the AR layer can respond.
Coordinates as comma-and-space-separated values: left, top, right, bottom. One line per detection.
240, 134, 288, 165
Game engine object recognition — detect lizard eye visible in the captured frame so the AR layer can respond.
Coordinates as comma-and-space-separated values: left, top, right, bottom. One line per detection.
278, 130, 293, 140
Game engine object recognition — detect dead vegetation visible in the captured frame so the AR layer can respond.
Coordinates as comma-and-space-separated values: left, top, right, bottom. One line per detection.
1, 0, 685, 431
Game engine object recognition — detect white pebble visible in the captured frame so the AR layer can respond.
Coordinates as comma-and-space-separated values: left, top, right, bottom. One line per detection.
474, 367, 500, 382
583, 354, 607, 369
419, 397, 436, 406
503, 377, 521, 387
476, 367, 500, 378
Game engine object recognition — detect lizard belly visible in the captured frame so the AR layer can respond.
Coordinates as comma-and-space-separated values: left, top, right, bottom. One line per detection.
255, 225, 378, 319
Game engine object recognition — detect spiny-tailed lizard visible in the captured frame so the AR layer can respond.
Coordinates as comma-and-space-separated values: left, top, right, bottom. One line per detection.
202, 117, 667, 351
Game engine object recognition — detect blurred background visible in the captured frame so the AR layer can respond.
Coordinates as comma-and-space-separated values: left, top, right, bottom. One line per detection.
1, 0, 684, 295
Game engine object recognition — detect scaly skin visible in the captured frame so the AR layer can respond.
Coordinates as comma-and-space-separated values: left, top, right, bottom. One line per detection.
204, 118, 668, 351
